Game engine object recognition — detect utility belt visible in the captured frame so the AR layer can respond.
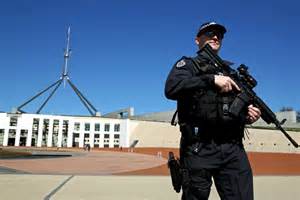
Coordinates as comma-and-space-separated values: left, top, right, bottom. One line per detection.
179, 123, 244, 145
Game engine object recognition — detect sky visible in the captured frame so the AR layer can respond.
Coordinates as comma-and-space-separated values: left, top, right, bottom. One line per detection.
0, 0, 299, 116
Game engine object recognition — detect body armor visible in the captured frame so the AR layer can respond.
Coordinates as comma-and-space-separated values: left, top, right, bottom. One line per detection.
177, 56, 246, 137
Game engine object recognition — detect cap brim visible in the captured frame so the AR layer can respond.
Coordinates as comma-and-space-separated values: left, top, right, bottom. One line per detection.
197, 24, 226, 37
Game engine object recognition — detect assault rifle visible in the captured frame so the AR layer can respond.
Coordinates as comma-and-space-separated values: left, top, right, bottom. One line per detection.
202, 44, 299, 148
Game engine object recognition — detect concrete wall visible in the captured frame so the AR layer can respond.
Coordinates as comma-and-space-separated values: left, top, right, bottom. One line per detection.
129, 120, 180, 148
243, 128, 300, 153
129, 120, 300, 153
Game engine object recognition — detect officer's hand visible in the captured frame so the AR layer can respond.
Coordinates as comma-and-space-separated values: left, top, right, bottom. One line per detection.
214, 75, 240, 93
246, 104, 261, 124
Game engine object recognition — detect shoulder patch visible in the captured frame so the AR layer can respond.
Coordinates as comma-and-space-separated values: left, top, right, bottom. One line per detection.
176, 60, 186, 68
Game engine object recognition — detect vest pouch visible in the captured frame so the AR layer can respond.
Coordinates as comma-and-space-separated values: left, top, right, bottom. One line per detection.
229, 92, 251, 118
192, 90, 219, 124
220, 94, 246, 127
220, 95, 234, 123
180, 124, 199, 145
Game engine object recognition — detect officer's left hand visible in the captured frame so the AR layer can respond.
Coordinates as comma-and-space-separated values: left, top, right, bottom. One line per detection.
246, 104, 261, 124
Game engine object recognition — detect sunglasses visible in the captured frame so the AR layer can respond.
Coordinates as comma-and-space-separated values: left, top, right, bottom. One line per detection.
203, 31, 224, 40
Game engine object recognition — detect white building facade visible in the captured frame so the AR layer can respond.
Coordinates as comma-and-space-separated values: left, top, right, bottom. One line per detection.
0, 112, 130, 148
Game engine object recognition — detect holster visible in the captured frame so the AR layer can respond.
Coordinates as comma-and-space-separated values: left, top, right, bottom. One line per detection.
168, 151, 182, 193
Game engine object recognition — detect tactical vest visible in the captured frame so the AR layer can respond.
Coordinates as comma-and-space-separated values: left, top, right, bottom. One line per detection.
176, 57, 246, 133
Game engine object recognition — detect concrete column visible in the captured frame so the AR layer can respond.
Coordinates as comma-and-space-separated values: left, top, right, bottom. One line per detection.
14, 128, 21, 147
26, 121, 33, 147
57, 119, 63, 148
47, 119, 54, 147
90, 123, 95, 148
79, 122, 84, 148
119, 120, 128, 148
109, 131, 113, 148
3, 128, 9, 146
99, 132, 104, 148
124, 119, 130, 147
67, 120, 74, 148
37, 118, 43, 147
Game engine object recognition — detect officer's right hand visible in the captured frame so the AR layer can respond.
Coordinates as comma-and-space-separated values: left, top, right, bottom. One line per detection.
214, 75, 240, 93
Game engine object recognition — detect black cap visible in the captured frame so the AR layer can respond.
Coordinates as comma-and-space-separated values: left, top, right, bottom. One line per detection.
196, 22, 227, 37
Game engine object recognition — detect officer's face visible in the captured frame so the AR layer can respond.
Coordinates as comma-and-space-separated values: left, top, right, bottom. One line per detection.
195, 30, 223, 53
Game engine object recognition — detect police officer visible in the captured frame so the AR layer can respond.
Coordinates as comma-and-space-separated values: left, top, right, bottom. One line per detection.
165, 22, 261, 200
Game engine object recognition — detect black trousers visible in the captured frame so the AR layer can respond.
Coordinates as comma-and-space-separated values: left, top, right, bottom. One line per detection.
181, 140, 253, 200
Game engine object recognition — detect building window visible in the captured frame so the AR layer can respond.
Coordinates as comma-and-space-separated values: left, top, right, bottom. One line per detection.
84, 133, 90, 144
85, 123, 90, 131
53, 120, 59, 134
43, 119, 50, 134
32, 118, 39, 131
20, 129, 28, 146
114, 134, 120, 139
32, 118, 40, 147
20, 129, 28, 137
94, 138, 100, 145
74, 122, 80, 131
52, 120, 59, 147
114, 124, 120, 132
8, 129, 16, 146
104, 134, 110, 139
8, 129, 16, 137
94, 134, 100, 138
95, 123, 100, 131
104, 144, 109, 148
42, 119, 49, 146
63, 120, 69, 135
114, 135, 120, 148
104, 123, 110, 132
10, 117, 18, 126
62, 120, 69, 147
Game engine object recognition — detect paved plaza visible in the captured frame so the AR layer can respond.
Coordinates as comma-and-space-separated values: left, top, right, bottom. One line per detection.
1, 148, 300, 199
0, 174, 300, 200
0, 150, 166, 175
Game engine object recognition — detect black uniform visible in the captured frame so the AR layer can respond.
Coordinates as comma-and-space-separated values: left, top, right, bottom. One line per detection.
165, 50, 253, 200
